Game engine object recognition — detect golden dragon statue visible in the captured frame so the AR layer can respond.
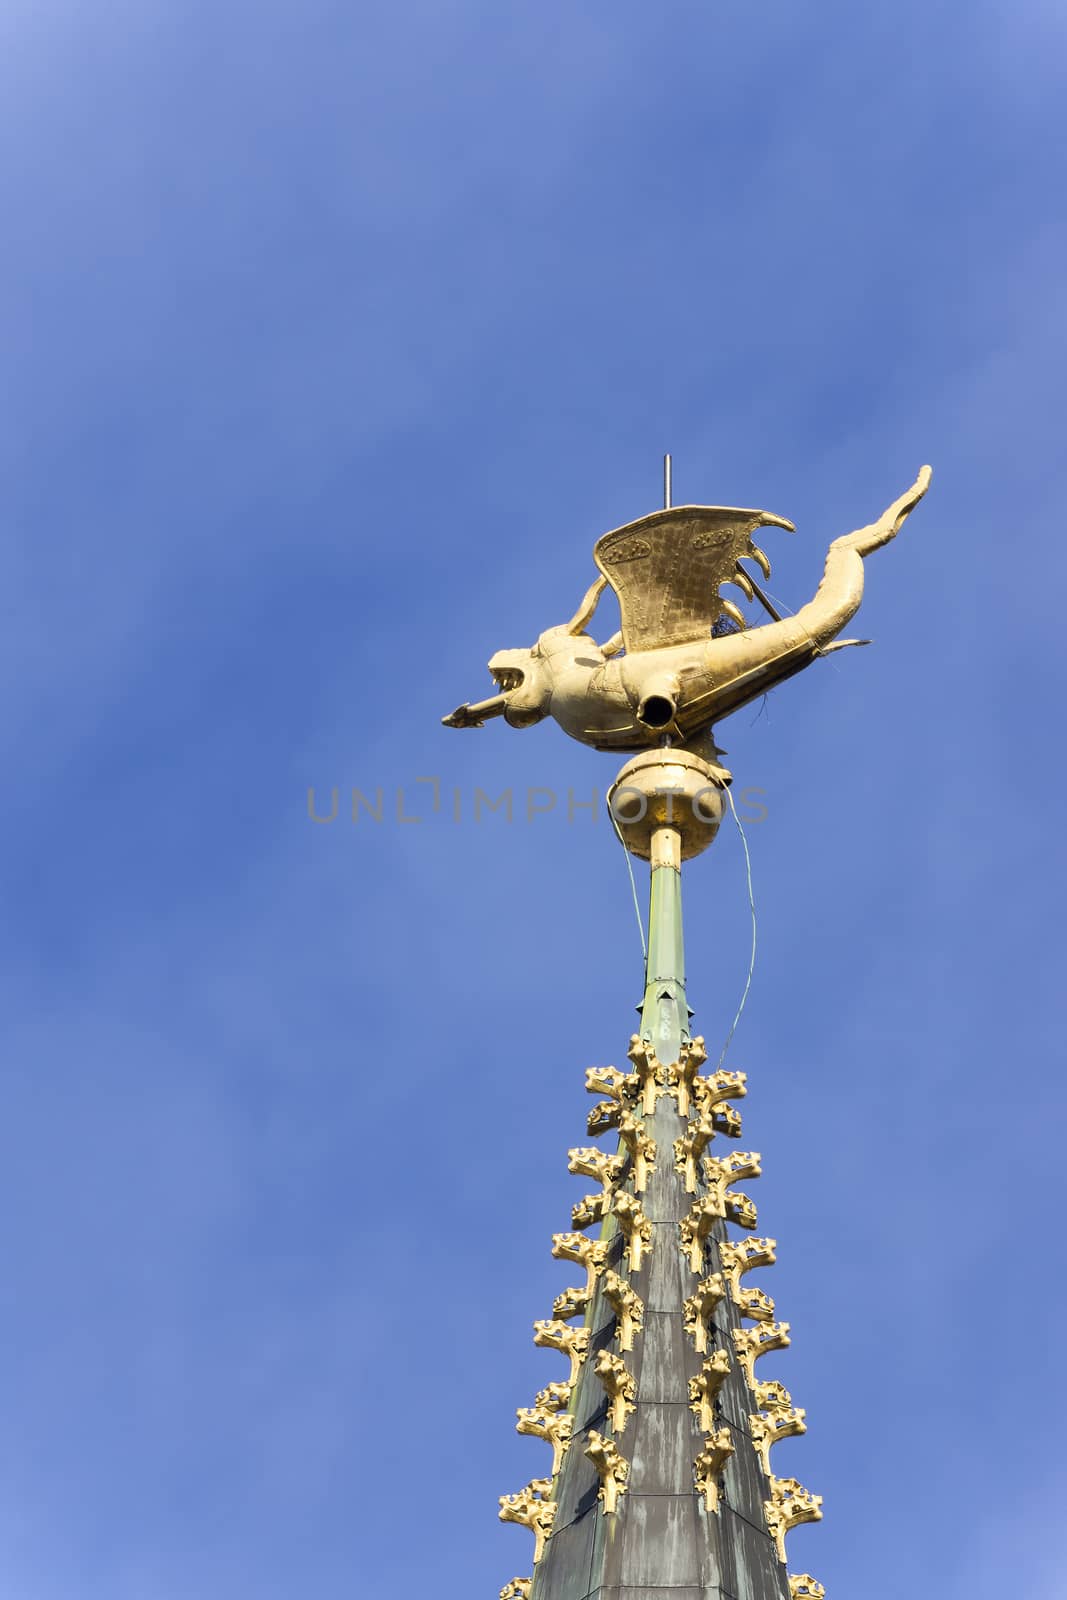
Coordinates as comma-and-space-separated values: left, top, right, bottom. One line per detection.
443, 466, 931, 754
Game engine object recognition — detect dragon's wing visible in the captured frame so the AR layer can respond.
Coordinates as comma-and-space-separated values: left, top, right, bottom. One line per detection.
593, 506, 794, 654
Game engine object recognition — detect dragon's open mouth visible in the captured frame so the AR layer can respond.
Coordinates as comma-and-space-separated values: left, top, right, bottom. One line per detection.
492, 666, 525, 692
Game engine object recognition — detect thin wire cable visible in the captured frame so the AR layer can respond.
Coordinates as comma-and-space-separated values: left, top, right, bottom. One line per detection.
717, 785, 757, 1068
610, 806, 647, 961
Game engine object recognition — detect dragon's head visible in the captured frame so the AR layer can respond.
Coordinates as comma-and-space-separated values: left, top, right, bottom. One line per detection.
483, 644, 552, 728
442, 577, 607, 730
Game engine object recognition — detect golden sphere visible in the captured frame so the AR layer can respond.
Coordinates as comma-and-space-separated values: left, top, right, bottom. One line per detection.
607, 749, 726, 861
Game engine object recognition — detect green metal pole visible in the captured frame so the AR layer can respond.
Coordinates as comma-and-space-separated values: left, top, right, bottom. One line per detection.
638, 829, 690, 1066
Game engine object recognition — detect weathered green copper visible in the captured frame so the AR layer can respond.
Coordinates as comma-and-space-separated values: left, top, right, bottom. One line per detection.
638, 860, 690, 1067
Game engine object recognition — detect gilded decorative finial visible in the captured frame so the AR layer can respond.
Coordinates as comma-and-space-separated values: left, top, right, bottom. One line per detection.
498, 1480, 557, 1565
616, 1111, 656, 1194
612, 1191, 653, 1271
626, 1035, 661, 1113
533, 1380, 572, 1414
674, 1112, 719, 1193
688, 1349, 731, 1432
694, 1427, 735, 1513
551, 1232, 607, 1295
749, 1403, 807, 1477
548, 1280, 588, 1327
735, 1284, 776, 1322
584, 1064, 640, 1106
584, 1431, 630, 1514
586, 1099, 621, 1137
680, 1133, 758, 1197
679, 1195, 724, 1273
571, 1190, 611, 1228
691, 1068, 748, 1116
626, 1034, 652, 1072
593, 1348, 637, 1433
732, 1322, 792, 1387
703, 1155, 761, 1230
725, 1190, 759, 1229
720, 1148, 763, 1184
443, 469, 931, 749
765, 1477, 824, 1563
789, 1576, 826, 1599
718, 1236, 777, 1297
683, 1273, 726, 1353
499, 1581, 531, 1600
552, 1284, 591, 1323
754, 1379, 796, 1414
533, 1321, 591, 1386
601, 1269, 644, 1351
654, 1057, 680, 1103
516, 1405, 574, 1477
567, 1145, 625, 1188
673, 1035, 708, 1117
707, 1101, 744, 1139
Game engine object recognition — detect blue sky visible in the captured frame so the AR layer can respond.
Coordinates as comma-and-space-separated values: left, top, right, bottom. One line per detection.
2, 2, 1065, 1596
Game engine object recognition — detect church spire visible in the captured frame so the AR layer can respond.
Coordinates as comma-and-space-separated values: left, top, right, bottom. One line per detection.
443, 462, 931, 1600
498, 749, 822, 1600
